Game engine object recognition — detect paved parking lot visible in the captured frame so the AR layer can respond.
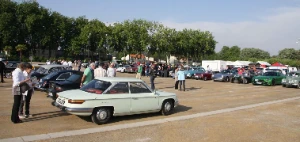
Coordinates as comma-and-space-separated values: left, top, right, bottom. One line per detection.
0, 72, 300, 142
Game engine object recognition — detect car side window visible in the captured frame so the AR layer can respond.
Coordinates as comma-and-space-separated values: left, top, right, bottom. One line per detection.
106, 82, 129, 94
57, 72, 72, 80
129, 82, 152, 94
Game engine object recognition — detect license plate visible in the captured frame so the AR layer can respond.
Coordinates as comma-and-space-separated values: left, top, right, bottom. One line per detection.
57, 98, 65, 105
257, 82, 262, 84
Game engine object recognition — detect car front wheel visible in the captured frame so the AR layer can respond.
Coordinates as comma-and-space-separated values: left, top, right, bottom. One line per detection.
91, 107, 112, 125
298, 83, 300, 89
161, 100, 174, 115
204, 76, 207, 81
243, 78, 248, 84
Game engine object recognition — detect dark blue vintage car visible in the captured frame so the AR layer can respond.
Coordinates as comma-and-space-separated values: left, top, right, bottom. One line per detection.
48, 72, 83, 100
36, 70, 81, 91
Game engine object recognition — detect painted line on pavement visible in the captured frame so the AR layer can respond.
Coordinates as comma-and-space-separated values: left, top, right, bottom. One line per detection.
1, 96, 300, 142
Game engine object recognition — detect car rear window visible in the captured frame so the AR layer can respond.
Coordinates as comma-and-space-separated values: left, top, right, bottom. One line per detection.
80, 80, 112, 94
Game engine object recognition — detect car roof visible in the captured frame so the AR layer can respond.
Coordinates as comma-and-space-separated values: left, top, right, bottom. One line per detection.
94, 77, 144, 82
55, 70, 80, 74
40, 64, 70, 69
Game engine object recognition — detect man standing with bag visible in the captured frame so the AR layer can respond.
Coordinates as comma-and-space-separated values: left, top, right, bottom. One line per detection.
11, 63, 30, 123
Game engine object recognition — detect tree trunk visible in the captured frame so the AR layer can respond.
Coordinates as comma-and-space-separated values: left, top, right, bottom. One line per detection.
20, 51, 22, 62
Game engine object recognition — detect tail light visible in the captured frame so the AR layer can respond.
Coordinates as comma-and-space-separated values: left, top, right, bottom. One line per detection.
68, 100, 85, 104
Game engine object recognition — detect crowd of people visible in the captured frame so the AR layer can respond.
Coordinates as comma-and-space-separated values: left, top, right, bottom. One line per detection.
80, 62, 117, 87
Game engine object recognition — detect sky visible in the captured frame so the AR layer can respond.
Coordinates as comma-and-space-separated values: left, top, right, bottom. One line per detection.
36, 0, 300, 55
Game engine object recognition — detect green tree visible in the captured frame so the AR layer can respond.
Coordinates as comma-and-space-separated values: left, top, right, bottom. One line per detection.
15, 44, 27, 61
3, 45, 12, 59
278, 48, 300, 60
240, 48, 270, 60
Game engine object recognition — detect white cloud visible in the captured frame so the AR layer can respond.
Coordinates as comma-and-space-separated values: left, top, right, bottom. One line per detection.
160, 7, 300, 55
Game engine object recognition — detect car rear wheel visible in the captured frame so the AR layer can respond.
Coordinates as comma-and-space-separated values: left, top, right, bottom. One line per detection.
91, 107, 112, 125
161, 100, 174, 115
243, 78, 248, 84
225, 77, 229, 82
272, 80, 276, 86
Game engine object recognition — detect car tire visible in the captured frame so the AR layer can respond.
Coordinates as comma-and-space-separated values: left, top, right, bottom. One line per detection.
91, 107, 112, 125
297, 83, 300, 89
225, 77, 229, 82
282, 84, 286, 87
161, 100, 174, 116
272, 80, 276, 86
204, 76, 207, 81
243, 78, 248, 84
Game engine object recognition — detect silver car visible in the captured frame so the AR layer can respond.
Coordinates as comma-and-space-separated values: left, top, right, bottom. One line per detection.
213, 70, 237, 82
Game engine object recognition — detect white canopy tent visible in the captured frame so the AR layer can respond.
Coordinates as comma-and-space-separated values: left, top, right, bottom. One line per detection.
233, 61, 251, 66
257, 61, 271, 66
226, 61, 235, 66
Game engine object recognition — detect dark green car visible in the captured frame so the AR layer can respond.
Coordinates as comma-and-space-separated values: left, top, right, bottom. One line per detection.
231, 71, 255, 84
252, 72, 286, 86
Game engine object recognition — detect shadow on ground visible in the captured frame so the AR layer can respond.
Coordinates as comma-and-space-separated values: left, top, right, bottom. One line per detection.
23, 111, 70, 122
78, 104, 192, 124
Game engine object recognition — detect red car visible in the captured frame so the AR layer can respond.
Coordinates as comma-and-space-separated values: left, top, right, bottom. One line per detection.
194, 71, 213, 81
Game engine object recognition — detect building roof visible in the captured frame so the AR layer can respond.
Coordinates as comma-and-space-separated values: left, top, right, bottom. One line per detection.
95, 77, 144, 82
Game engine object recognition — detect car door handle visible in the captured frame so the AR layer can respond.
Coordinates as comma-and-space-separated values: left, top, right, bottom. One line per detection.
132, 98, 138, 100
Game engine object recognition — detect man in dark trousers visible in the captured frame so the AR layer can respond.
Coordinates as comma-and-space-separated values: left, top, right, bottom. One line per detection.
149, 64, 157, 90
0, 59, 5, 83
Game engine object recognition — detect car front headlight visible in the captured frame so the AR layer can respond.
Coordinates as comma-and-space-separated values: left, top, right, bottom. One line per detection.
187, 73, 191, 76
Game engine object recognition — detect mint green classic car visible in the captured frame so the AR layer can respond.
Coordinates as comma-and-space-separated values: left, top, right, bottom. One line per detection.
54, 77, 178, 125
282, 71, 300, 88
252, 71, 286, 86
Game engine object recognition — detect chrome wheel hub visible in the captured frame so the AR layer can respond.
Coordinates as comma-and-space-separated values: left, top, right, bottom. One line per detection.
164, 102, 171, 112
97, 110, 107, 120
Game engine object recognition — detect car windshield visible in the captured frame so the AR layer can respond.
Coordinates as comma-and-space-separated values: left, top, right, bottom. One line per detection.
66, 74, 81, 82
43, 72, 58, 79
221, 70, 230, 74
80, 80, 112, 94
263, 72, 277, 76
36, 67, 48, 74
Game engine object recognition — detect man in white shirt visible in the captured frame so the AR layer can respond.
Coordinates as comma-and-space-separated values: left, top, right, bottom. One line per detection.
107, 63, 116, 77
94, 63, 107, 78
68, 61, 72, 67
62, 60, 68, 66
